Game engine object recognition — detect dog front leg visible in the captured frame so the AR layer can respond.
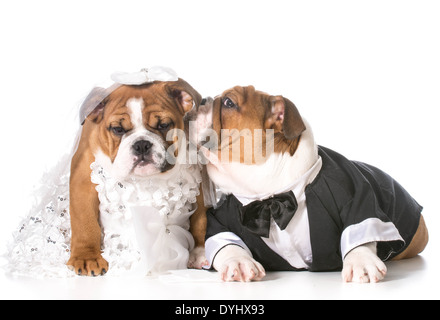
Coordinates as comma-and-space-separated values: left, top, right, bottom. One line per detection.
342, 242, 387, 283
67, 153, 108, 276
188, 193, 208, 269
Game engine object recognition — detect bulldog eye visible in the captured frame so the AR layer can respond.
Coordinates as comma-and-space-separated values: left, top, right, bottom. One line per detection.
223, 97, 237, 109
111, 126, 127, 136
157, 121, 172, 131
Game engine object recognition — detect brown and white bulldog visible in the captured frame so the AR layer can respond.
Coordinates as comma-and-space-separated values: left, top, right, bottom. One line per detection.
194, 85, 428, 283
67, 77, 207, 276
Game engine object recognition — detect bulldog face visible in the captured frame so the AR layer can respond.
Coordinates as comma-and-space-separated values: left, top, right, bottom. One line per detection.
195, 86, 306, 164
192, 86, 308, 195
83, 79, 201, 180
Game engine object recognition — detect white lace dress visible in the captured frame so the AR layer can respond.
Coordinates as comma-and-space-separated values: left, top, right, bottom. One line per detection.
5, 155, 202, 278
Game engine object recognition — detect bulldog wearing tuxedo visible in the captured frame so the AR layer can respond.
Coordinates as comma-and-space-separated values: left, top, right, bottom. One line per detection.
194, 86, 428, 283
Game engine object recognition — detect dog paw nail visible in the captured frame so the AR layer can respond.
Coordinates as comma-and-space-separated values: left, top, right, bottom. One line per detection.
101, 269, 107, 275
91, 271, 96, 277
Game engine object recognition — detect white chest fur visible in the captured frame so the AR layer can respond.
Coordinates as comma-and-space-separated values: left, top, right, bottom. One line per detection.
206, 119, 318, 197
205, 120, 322, 269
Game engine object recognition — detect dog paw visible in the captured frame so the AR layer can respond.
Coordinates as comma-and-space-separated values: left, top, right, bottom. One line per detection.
67, 255, 109, 277
218, 255, 266, 282
213, 245, 266, 282
342, 243, 387, 283
188, 246, 209, 269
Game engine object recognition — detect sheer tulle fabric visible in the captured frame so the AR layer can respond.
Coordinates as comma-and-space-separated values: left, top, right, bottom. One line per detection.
6, 156, 201, 278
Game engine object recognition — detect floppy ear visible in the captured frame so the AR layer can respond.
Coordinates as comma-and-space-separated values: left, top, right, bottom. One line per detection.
268, 96, 306, 140
169, 79, 202, 114
79, 87, 109, 125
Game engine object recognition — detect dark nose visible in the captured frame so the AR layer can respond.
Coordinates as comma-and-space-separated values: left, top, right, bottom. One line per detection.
133, 140, 153, 156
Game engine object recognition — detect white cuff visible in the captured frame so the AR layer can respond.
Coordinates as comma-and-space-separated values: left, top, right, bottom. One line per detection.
341, 218, 404, 259
203, 232, 252, 269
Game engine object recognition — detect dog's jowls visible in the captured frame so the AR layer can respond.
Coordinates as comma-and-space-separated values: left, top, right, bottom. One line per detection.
194, 85, 428, 283
68, 79, 207, 276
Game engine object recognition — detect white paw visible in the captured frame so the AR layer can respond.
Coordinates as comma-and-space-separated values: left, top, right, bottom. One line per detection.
188, 246, 209, 269
342, 242, 387, 283
214, 245, 266, 282
218, 256, 266, 282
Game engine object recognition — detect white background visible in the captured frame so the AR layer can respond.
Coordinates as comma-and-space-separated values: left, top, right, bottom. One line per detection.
0, 0, 439, 300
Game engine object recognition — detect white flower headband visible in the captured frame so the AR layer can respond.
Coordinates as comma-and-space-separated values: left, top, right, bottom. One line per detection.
79, 66, 179, 125
111, 66, 179, 85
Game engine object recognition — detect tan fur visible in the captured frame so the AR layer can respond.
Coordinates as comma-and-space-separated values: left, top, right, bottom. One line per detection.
67, 79, 206, 276
211, 86, 305, 164
190, 192, 208, 248
393, 215, 428, 260
210, 85, 428, 266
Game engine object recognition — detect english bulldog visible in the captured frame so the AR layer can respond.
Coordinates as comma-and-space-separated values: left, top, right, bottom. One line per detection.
194, 85, 428, 283
66, 72, 207, 276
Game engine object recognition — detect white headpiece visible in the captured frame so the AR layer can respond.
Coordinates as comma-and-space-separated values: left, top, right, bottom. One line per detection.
111, 66, 179, 85
79, 66, 179, 125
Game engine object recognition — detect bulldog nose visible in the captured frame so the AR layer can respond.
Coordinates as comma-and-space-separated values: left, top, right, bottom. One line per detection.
133, 140, 153, 156
202, 97, 213, 105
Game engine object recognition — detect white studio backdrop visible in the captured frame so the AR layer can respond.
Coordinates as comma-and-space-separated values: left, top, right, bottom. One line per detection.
0, 0, 439, 266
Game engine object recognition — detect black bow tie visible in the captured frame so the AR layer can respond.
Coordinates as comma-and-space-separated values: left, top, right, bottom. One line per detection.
239, 191, 298, 238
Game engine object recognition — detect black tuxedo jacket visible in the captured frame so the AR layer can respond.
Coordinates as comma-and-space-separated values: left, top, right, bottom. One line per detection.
205, 146, 422, 272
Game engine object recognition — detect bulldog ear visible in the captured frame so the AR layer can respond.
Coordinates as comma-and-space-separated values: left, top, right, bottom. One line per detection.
80, 87, 108, 125
169, 79, 202, 114
268, 96, 306, 140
